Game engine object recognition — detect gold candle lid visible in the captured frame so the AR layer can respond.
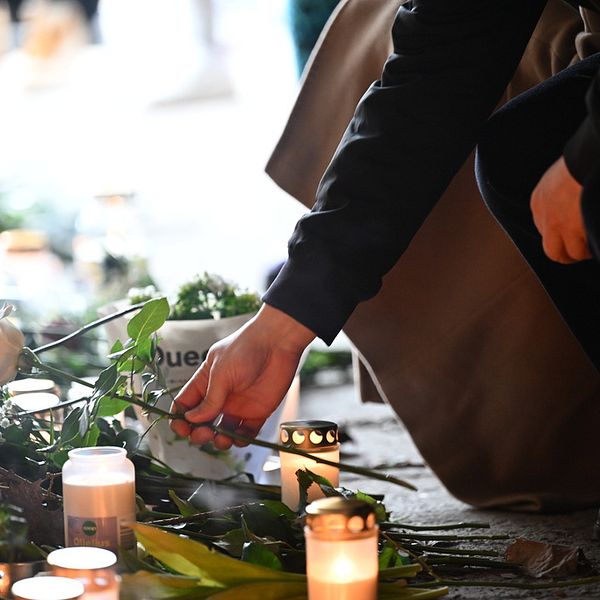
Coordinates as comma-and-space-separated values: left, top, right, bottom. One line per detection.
305, 498, 377, 538
280, 420, 339, 451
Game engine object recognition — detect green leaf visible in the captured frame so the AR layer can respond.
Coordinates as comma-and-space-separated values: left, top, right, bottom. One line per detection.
258, 500, 296, 521
168, 490, 198, 517
78, 404, 90, 438
354, 490, 388, 522
206, 581, 307, 600
296, 469, 339, 512
97, 396, 130, 417
379, 564, 421, 579
379, 541, 398, 570
82, 423, 100, 447
120, 571, 220, 600
91, 364, 120, 402
136, 337, 155, 363
133, 524, 305, 586
110, 339, 124, 354
127, 297, 170, 342
241, 542, 283, 571
59, 407, 83, 445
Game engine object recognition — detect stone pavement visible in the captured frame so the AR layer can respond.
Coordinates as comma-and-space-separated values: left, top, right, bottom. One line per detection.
298, 382, 600, 599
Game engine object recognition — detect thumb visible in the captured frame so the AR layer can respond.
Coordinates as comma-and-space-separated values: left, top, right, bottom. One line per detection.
185, 368, 229, 424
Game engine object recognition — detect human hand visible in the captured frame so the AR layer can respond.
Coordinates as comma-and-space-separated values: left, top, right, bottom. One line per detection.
530, 156, 591, 264
170, 304, 315, 450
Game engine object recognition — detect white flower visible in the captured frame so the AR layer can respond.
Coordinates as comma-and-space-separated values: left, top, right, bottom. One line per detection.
0, 304, 25, 385
0, 417, 9, 428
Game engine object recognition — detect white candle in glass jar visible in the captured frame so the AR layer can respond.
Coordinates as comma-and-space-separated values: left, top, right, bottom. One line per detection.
304, 497, 379, 600
279, 421, 340, 511
47, 547, 120, 600
62, 447, 136, 553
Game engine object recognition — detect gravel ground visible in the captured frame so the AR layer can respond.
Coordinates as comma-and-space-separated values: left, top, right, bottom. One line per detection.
298, 382, 600, 600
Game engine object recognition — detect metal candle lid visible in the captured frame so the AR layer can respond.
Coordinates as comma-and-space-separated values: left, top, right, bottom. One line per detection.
280, 420, 339, 451
305, 497, 377, 538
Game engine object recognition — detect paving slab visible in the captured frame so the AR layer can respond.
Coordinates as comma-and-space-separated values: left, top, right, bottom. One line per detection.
298, 382, 600, 599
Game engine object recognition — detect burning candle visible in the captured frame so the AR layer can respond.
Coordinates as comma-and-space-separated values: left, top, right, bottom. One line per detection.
304, 497, 379, 600
279, 420, 339, 510
62, 447, 136, 553
47, 547, 120, 600
11, 576, 84, 600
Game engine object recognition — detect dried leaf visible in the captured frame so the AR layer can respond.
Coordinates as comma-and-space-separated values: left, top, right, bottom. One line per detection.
505, 538, 590, 578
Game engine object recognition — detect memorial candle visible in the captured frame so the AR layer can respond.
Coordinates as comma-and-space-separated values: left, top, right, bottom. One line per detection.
47, 547, 120, 600
62, 447, 136, 553
304, 498, 379, 600
279, 420, 339, 510
11, 576, 84, 600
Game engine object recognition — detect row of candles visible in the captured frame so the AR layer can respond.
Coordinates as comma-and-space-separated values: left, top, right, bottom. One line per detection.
6, 378, 378, 600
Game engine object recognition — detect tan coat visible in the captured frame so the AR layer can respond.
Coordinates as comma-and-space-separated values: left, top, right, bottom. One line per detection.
266, 0, 600, 511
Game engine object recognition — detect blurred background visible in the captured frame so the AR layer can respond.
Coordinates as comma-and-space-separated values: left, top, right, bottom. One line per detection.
0, 0, 354, 384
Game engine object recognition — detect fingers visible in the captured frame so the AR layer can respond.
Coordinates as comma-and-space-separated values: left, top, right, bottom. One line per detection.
170, 361, 210, 438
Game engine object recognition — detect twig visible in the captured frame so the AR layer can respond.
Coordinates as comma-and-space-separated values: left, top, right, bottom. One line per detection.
424, 556, 519, 569
403, 544, 499, 558
382, 521, 490, 531
211, 425, 417, 491
32, 302, 148, 354
415, 575, 600, 590
386, 531, 509, 542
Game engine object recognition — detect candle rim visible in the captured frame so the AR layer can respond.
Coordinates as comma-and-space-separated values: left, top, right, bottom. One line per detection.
67, 446, 127, 461
47, 547, 117, 570
11, 576, 85, 600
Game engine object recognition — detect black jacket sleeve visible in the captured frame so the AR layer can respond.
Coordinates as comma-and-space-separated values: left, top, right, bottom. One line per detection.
564, 70, 600, 183
264, 0, 546, 344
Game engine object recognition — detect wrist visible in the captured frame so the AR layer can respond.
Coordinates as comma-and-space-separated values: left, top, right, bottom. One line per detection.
251, 303, 315, 354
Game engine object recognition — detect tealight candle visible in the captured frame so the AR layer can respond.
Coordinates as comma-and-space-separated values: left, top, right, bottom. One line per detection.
279, 420, 340, 510
62, 447, 136, 553
11, 576, 84, 600
47, 547, 120, 600
304, 497, 379, 600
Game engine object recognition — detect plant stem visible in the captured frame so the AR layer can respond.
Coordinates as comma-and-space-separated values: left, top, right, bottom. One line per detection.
21, 361, 94, 389
404, 544, 499, 558
211, 426, 417, 491
424, 556, 519, 569
415, 575, 600, 590
386, 532, 509, 542
32, 302, 148, 355
382, 521, 490, 531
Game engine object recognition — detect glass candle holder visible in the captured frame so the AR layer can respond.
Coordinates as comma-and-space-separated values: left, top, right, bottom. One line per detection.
47, 547, 120, 600
279, 420, 339, 510
62, 447, 136, 552
304, 497, 379, 600
11, 576, 85, 600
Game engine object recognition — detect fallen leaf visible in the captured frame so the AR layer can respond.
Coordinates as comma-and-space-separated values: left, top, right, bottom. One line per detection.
505, 538, 591, 578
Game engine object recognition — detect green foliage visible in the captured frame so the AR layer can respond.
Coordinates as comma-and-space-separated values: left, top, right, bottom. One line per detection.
167, 273, 261, 321
0, 502, 41, 563
299, 350, 352, 378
